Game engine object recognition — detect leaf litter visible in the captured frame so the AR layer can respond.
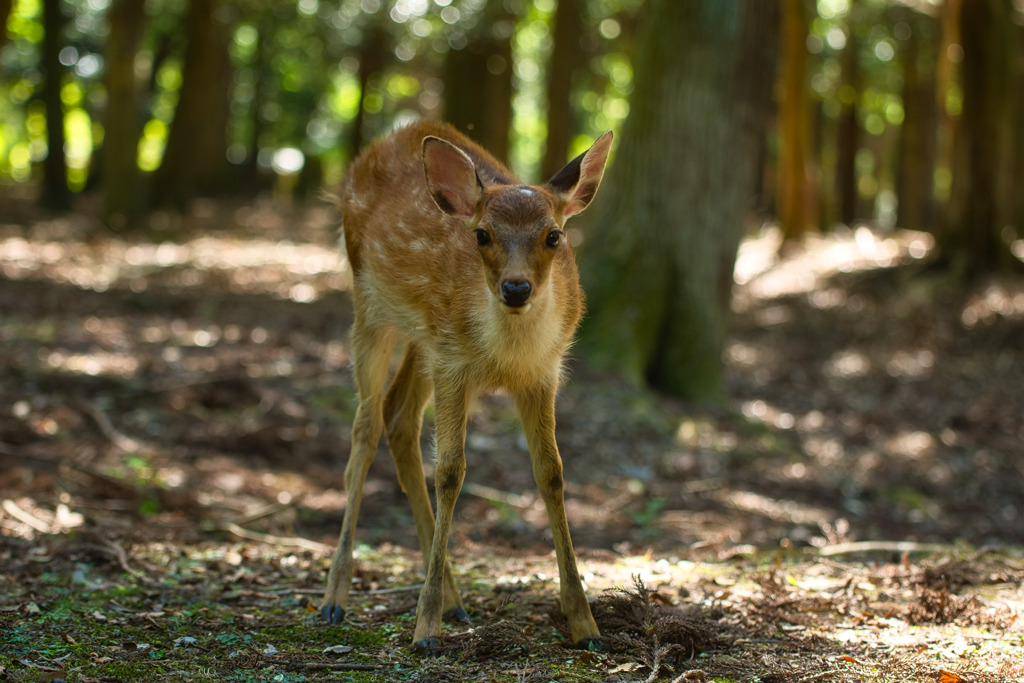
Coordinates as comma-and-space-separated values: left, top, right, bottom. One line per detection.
1, 196, 1023, 681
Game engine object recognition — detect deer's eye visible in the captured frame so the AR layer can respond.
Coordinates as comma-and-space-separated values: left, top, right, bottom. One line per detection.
545, 230, 564, 248
474, 228, 492, 247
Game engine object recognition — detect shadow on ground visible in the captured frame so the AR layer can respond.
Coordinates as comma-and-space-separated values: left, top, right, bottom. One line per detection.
1, 196, 1022, 681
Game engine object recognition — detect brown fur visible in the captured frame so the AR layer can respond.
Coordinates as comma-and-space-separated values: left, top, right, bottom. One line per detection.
321, 120, 613, 651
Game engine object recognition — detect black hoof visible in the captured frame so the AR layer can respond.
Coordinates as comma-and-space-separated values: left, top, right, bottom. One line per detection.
576, 637, 603, 652
413, 637, 442, 658
443, 606, 470, 624
321, 605, 346, 623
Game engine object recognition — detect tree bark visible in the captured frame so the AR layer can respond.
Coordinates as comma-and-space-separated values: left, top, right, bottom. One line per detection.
152, 0, 233, 209
0, 0, 13, 52
776, 0, 817, 239
932, 0, 961, 219
1013, 19, 1024, 236
578, 0, 779, 401
101, 0, 147, 227
940, 0, 1016, 274
895, 6, 937, 232
541, 0, 582, 181
39, 0, 71, 210
835, 2, 861, 227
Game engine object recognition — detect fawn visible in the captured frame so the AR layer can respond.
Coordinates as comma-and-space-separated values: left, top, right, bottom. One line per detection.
321, 121, 613, 654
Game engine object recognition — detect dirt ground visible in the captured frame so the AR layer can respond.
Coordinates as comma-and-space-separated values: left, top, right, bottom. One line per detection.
1, 192, 1022, 682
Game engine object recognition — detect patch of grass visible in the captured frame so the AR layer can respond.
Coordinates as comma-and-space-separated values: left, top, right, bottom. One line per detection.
317, 623, 390, 651
629, 496, 668, 537
4, 538, 1022, 682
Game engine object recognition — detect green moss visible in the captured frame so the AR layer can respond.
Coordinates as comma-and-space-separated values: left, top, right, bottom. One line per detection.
317, 623, 390, 650
93, 660, 169, 679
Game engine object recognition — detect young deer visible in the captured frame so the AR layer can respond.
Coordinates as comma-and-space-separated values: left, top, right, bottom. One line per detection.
321, 121, 613, 654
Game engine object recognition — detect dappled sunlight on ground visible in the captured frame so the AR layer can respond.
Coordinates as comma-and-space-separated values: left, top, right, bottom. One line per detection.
733, 225, 935, 304
0, 227, 347, 303
2, 199, 1023, 679
0, 203, 1021, 554
721, 225, 1023, 553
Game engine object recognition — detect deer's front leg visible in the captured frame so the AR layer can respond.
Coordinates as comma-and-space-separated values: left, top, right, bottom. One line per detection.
516, 385, 601, 650
412, 382, 469, 655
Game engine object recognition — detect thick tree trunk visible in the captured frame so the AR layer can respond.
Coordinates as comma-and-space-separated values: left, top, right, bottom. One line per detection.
776, 0, 816, 239
895, 7, 937, 232
101, 0, 147, 227
152, 0, 233, 209
541, 0, 582, 181
940, 0, 1016, 273
39, 0, 71, 210
579, 0, 779, 401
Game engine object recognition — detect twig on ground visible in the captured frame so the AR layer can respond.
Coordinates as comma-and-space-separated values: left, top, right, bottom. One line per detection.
219, 522, 332, 554
300, 662, 379, 672
817, 541, 955, 557
235, 496, 306, 525
2, 449, 141, 498
75, 398, 159, 454
273, 584, 423, 596
795, 669, 847, 682
96, 538, 148, 581
2, 498, 52, 533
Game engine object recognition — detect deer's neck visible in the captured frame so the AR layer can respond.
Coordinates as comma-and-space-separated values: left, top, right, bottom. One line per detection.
442, 279, 571, 392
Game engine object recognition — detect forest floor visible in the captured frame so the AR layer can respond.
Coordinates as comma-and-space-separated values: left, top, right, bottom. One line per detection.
1, 191, 1023, 682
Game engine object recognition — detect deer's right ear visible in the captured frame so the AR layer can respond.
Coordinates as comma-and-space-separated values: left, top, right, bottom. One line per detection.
423, 137, 481, 218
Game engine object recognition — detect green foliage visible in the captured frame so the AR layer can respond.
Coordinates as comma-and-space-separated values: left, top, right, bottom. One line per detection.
628, 496, 666, 534
0, 0, 643, 197
0, 552, 401, 682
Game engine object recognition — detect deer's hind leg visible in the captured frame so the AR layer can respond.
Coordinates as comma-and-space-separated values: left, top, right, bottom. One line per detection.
384, 343, 465, 621
321, 321, 395, 623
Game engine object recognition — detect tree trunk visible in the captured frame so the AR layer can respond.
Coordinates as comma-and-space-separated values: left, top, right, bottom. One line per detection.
776, 0, 817, 239
39, 0, 71, 210
835, 2, 861, 227
541, 0, 582, 181
940, 0, 1016, 274
442, 3, 514, 163
346, 18, 390, 158
238, 10, 267, 189
152, 0, 233, 209
101, 0, 147, 227
932, 0, 961, 218
1013, 19, 1024, 236
578, 0, 779, 401
895, 6, 937, 232
0, 0, 13, 52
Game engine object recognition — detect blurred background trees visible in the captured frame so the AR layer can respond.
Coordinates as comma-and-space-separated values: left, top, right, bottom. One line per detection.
0, 0, 1022, 399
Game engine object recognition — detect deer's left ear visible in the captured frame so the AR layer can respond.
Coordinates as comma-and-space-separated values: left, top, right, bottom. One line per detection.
545, 130, 613, 218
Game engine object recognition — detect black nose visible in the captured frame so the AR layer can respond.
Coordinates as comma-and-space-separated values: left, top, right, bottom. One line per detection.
500, 279, 532, 307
